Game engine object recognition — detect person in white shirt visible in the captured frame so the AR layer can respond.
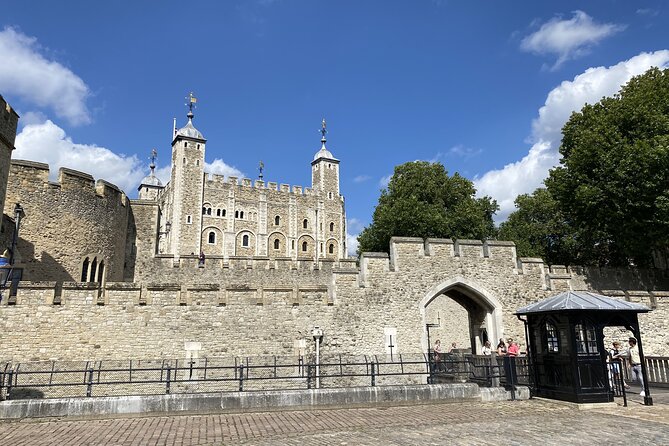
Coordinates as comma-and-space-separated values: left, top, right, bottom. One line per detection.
627, 337, 645, 397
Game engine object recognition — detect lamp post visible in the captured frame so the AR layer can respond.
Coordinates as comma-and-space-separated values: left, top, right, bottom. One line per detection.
311, 327, 324, 389
10, 203, 25, 265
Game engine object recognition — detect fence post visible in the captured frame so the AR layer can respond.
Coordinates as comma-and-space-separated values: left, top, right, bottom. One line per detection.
165, 366, 171, 394
307, 364, 313, 389
86, 368, 94, 397
371, 362, 376, 387
238, 364, 244, 392
5, 370, 13, 400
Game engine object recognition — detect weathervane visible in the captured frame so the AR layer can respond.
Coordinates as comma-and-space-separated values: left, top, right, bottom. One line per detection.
185, 92, 197, 115
149, 149, 158, 174
320, 118, 327, 142
258, 160, 264, 180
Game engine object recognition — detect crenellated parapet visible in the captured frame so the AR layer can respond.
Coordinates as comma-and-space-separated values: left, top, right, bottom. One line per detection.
205, 172, 332, 198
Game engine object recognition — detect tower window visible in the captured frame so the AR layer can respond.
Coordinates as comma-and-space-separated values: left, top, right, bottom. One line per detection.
183, 157, 186, 164
274, 239, 280, 250
207, 208, 212, 215
187, 215, 192, 224
328, 163, 331, 169
197, 144, 200, 149
329, 222, 334, 232
303, 219, 308, 229
240, 211, 244, 219
208, 232, 216, 244
216, 209, 221, 217
196, 160, 200, 166
202, 207, 207, 215
235, 211, 239, 218
328, 192, 332, 199
242, 234, 249, 247
222, 209, 226, 217
292, 240, 295, 250
329, 244, 334, 254
302, 241, 308, 252
274, 215, 280, 226
185, 142, 188, 148
81, 257, 89, 282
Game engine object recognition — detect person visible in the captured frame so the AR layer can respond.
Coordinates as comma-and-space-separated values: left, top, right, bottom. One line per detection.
608, 341, 629, 389
449, 342, 457, 353
198, 251, 205, 267
496, 339, 507, 356
506, 338, 519, 357
432, 339, 442, 372
481, 340, 492, 356
627, 337, 645, 397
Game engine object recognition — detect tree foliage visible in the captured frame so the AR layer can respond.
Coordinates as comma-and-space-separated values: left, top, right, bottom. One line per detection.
545, 67, 669, 266
498, 188, 577, 265
357, 161, 498, 254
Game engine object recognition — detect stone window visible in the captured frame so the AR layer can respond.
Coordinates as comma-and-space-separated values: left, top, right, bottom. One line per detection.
208, 232, 216, 244
274, 239, 280, 250
274, 215, 280, 226
80, 256, 105, 283
328, 192, 332, 199
196, 160, 200, 166
303, 219, 308, 229
240, 211, 245, 219
202, 207, 207, 215
216, 209, 221, 217
329, 222, 334, 232
328, 163, 331, 169
197, 144, 200, 149
235, 211, 239, 218
302, 241, 308, 252
243, 234, 249, 247
184, 142, 188, 148
329, 243, 334, 254
320, 243, 323, 253
183, 157, 186, 164
292, 240, 295, 250
187, 215, 192, 224
222, 209, 226, 217
207, 208, 212, 215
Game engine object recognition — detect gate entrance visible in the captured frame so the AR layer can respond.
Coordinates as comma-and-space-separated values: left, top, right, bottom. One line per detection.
420, 278, 503, 355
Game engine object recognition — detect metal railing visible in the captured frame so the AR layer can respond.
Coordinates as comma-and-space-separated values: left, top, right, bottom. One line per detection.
0, 353, 530, 401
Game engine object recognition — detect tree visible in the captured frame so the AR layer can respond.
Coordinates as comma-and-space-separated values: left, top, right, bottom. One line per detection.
357, 161, 498, 254
498, 188, 577, 265
545, 67, 669, 266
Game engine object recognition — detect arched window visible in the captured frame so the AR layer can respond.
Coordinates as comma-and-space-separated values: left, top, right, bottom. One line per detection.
240, 211, 245, 219
216, 209, 221, 217
97, 262, 105, 283
90, 258, 98, 283
274, 239, 280, 250
274, 215, 280, 226
242, 234, 249, 247
235, 210, 239, 218
222, 209, 226, 217
184, 142, 188, 148
206, 208, 212, 215
303, 219, 308, 229
208, 231, 216, 244
302, 241, 308, 252
81, 258, 89, 282
330, 222, 335, 232
202, 207, 207, 215
329, 244, 334, 254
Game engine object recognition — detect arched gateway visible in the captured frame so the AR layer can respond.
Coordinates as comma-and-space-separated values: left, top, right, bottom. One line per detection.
419, 277, 504, 355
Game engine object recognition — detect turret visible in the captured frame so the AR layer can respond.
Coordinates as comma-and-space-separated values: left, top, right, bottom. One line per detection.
168, 93, 206, 256
138, 149, 164, 200
311, 119, 340, 195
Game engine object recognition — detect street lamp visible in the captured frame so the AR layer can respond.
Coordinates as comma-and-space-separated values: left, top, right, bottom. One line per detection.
10, 203, 25, 265
312, 327, 324, 389
159, 221, 171, 235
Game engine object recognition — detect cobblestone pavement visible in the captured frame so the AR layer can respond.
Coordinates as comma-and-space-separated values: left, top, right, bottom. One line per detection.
0, 394, 668, 446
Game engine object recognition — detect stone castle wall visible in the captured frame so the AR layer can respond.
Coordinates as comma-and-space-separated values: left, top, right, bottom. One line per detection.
3, 160, 130, 283
0, 95, 19, 235
2, 237, 667, 363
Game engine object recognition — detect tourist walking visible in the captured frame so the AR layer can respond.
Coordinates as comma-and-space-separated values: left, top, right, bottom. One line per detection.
627, 337, 645, 397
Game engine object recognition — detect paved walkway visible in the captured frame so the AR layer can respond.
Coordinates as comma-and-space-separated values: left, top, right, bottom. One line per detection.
0, 392, 667, 445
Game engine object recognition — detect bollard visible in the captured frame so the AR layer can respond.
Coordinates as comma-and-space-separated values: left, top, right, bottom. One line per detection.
371, 362, 376, 387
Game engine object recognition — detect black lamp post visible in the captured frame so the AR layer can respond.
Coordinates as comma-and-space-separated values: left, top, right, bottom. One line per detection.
10, 203, 25, 265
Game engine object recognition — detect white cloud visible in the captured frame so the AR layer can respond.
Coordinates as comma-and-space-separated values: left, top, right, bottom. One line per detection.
379, 175, 392, 187
14, 119, 146, 194
520, 11, 626, 70
346, 218, 365, 257
205, 159, 244, 179
475, 50, 669, 222
353, 175, 371, 183
0, 27, 91, 126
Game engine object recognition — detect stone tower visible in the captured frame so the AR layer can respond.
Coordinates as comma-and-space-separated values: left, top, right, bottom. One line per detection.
311, 119, 345, 258
168, 95, 206, 256
0, 95, 20, 234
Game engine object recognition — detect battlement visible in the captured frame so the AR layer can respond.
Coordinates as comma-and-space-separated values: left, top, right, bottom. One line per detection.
204, 171, 324, 197
9, 160, 128, 206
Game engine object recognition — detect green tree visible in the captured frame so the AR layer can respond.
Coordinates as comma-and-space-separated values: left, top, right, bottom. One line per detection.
498, 188, 577, 265
545, 67, 669, 266
357, 161, 498, 254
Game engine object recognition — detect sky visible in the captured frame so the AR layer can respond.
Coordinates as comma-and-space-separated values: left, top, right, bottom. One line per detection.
2, 1, 668, 255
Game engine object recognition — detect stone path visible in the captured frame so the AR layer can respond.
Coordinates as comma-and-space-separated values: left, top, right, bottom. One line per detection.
0, 394, 668, 445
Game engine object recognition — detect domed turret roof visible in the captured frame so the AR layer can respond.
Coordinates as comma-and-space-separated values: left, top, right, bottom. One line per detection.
313, 145, 336, 161
140, 172, 163, 187
176, 111, 204, 140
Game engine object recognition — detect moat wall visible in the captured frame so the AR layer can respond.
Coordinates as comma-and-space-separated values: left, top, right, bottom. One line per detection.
2, 238, 667, 363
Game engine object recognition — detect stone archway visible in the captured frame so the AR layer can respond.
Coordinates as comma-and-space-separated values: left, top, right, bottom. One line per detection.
419, 277, 504, 355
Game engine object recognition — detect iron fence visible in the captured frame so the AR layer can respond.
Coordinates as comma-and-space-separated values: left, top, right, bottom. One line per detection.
0, 354, 531, 401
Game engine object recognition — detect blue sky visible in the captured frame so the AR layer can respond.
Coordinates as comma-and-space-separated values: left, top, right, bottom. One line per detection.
2, 1, 668, 254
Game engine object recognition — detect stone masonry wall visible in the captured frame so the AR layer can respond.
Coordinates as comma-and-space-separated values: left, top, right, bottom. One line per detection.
0, 95, 19, 235
2, 237, 667, 363
4, 160, 130, 283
